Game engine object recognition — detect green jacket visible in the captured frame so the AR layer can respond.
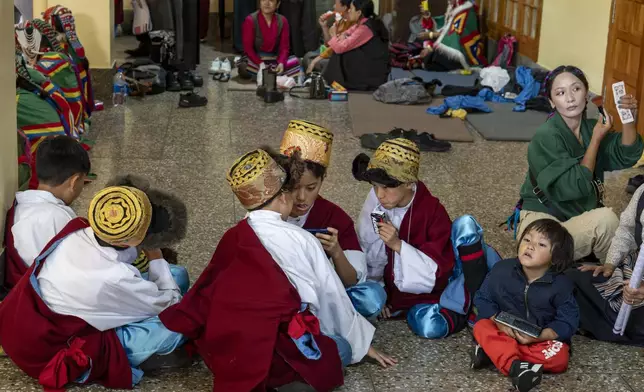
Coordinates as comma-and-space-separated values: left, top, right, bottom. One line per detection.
520, 112, 644, 220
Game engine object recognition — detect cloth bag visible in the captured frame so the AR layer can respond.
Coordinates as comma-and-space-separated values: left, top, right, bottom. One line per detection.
373, 78, 431, 105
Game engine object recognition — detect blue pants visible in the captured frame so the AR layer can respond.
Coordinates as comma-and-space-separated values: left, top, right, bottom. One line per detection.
346, 281, 387, 319
117, 264, 190, 385
407, 303, 467, 339
327, 334, 352, 367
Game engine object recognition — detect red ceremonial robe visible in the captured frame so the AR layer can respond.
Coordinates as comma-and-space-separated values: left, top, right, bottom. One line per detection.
159, 218, 344, 392
3, 202, 28, 291
303, 196, 362, 252
0, 218, 132, 390
384, 181, 455, 312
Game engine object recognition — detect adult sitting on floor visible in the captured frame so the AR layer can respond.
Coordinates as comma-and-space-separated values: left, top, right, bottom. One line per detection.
566, 184, 644, 346
0, 185, 191, 390
516, 65, 643, 265
238, 0, 300, 81
322, 0, 390, 91
303, 0, 353, 74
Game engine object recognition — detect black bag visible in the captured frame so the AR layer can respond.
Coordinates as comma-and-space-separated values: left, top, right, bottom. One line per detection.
289, 72, 327, 100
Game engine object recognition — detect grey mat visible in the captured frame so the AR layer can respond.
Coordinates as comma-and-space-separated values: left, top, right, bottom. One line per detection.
466, 102, 600, 142
389, 67, 478, 94
349, 92, 474, 142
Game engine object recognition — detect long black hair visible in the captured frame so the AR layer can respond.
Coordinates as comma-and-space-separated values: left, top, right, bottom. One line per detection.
544, 65, 589, 118
350, 0, 389, 42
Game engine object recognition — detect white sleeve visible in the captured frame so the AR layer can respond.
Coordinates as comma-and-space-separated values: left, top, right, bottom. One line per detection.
357, 190, 387, 282
344, 250, 368, 283
93, 264, 182, 331
393, 241, 439, 294
307, 238, 375, 364
606, 185, 642, 266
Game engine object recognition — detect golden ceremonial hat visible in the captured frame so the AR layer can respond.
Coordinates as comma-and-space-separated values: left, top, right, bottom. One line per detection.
367, 138, 420, 183
280, 120, 334, 167
88, 186, 153, 245
227, 149, 287, 210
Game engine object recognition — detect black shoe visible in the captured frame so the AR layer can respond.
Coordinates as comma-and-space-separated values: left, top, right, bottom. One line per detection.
274, 382, 316, 392
414, 131, 452, 152
509, 360, 543, 392
179, 92, 208, 108
626, 174, 644, 194
166, 72, 182, 92
125, 44, 150, 58
139, 346, 194, 373
191, 72, 204, 88
470, 344, 492, 370
178, 71, 194, 91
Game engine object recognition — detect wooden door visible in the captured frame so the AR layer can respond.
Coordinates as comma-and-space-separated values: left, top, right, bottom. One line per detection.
602, 0, 644, 135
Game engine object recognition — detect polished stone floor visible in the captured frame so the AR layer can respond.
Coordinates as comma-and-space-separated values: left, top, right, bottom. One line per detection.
2, 40, 644, 391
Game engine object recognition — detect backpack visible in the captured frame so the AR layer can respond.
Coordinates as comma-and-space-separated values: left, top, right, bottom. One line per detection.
373, 78, 432, 105
491, 34, 517, 68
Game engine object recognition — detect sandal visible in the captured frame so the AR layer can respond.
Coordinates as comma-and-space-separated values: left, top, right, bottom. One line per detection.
179, 92, 208, 108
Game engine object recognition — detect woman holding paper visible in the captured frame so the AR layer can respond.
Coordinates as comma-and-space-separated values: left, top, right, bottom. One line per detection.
516, 65, 643, 265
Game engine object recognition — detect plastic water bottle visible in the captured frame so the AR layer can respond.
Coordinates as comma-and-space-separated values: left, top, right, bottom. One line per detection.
298, 65, 306, 86
112, 69, 128, 106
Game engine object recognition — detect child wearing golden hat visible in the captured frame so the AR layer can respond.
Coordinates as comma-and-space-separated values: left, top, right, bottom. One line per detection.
160, 148, 395, 392
353, 138, 495, 340
0, 182, 191, 390
279, 120, 387, 320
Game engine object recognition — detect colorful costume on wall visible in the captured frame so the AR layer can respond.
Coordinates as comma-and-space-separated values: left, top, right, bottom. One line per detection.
431, 0, 486, 69
160, 149, 349, 391
43, 5, 95, 117
17, 19, 87, 136
280, 120, 387, 319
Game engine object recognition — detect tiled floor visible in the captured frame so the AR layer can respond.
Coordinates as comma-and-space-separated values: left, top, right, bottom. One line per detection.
2, 40, 644, 391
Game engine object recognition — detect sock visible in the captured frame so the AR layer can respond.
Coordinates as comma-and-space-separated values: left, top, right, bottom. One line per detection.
459, 241, 488, 295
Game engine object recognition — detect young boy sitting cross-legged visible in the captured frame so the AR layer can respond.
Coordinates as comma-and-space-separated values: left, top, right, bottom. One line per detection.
471, 219, 579, 392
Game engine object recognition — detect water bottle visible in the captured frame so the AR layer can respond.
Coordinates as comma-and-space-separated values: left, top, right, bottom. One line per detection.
298, 65, 305, 86
112, 69, 128, 106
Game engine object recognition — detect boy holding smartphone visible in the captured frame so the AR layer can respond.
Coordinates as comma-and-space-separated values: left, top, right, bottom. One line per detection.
353, 138, 473, 339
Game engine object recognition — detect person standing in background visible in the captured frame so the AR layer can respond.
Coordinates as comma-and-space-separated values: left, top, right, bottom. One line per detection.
234, 0, 258, 52
280, 0, 319, 58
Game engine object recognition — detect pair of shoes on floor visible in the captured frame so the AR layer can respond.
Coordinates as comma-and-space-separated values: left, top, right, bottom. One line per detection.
360, 127, 452, 152
626, 174, 644, 194
470, 345, 543, 392
167, 71, 203, 91
179, 92, 207, 108
209, 57, 232, 82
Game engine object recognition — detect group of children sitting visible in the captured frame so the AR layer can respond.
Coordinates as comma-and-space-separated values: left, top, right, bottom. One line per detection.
0, 118, 589, 392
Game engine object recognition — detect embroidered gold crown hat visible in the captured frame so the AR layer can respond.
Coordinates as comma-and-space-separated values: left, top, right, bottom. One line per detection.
367, 138, 420, 183
227, 149, 288, 211
280, 120, 334, 167
88, 186, 153, 245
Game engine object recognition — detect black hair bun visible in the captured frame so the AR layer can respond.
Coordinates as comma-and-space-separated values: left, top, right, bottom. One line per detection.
352, 153, 371, 182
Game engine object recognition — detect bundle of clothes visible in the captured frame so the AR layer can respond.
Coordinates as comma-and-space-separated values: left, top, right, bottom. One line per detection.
14, 5, 97, 190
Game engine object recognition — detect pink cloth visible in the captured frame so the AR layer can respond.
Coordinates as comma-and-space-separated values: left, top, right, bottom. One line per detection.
327, 18, 374, 54
242, 13, 291, 66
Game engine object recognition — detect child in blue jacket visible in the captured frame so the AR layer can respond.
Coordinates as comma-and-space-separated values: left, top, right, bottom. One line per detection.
471, 219, 579, 392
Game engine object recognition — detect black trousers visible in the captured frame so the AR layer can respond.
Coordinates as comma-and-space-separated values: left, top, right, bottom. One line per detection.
234, 0, 257, 52
279, 0, 319, 58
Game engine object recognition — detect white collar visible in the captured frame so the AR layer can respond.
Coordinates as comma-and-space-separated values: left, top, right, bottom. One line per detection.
15, 190, 66, 207
286, 201, 315, 227
248, 209, 283, 222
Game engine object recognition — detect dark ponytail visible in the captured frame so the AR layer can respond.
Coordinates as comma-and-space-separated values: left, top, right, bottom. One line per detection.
350, 0, 376, 18
350, 0, 389, 42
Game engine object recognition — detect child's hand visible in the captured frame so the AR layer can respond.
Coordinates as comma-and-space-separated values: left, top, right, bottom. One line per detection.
493, 318, 517, 339
378, 222, 402, 252
143, 248, 163, 260
515, 332, 539, 345
366, 346, 398, 368
379, 304, 393, 320
316, 227, 342, 258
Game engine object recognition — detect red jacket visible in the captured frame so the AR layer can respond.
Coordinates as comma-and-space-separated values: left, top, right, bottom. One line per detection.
303, 196, 361, 252
0, 218, 132, 390
384, 181, 455, 312
3, 202, 27, 291
160, 219, 343, 392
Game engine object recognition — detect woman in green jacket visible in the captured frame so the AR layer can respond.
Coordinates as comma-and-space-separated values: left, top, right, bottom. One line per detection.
518, 65, 643, 263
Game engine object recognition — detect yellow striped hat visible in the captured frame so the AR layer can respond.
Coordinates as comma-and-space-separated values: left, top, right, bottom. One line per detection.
227, 149, 287, 210
280, 120, 334, 167
88, 186, 153, 245
368, 138, 420, 183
